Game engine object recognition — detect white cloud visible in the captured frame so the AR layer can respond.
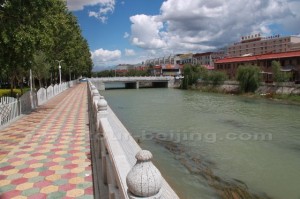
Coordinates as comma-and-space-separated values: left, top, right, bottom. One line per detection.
129, 0, 298, 53
67, 0, 115, 23
124, 32, 130, 38
125, 49, 136, 56
67, 0, 113, 11
130, 14, 167, 49
91, 48, 121, 64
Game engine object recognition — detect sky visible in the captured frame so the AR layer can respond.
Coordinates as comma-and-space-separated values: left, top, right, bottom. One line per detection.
66, 0, 300, 71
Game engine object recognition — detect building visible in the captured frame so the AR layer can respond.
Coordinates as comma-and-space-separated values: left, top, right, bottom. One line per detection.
145, 55, 182, 66
227, 34, 300, 57
178, 53, 194, 64
215, 50, 300, 81
161, 64, 183, 76
193, 52, 213, 66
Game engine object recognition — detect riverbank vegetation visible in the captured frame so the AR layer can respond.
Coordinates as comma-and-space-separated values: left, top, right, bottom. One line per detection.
236, 65, 261, 93
181, 62, 300, 105
0, 0, 93, 96
181, 64, 227, 89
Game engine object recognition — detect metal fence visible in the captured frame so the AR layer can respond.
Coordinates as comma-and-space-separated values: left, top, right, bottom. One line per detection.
0, 96, 20, 126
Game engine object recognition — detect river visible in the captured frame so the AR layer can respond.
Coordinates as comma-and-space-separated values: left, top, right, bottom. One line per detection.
101, 87, 300, 199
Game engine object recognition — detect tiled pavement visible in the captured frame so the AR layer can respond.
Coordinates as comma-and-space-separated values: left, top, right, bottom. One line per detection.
0, 83, 93, 199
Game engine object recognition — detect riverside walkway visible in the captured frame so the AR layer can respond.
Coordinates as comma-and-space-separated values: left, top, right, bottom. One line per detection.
0, 84, 93, 198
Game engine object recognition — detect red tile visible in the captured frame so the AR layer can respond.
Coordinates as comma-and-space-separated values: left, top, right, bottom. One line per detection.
85, 174, 93, 182
31, 153, 44, 157
25, 159, 39, 165
0, 174, 6, 180
0, 165, 15, 171
1, 190, 21, 199
39, 170, 55, 177
48, 154, 60, 159
29, 193, 47, 199
19, 168, 35, 174
64, 164, 78, 169
61, 173, 77, 179
85, 186, 93, 195
7, 158, 21, 163
14, 151, 26, 155
11, 177, 28, 185
59, 183, 76, 192
44, 162, 57, 167
20, 146, 31, 149
33, 180, 52, 188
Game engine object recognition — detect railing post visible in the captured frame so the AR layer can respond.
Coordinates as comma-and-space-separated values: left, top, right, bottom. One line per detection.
97, 96, 108, 185
97, 96, 108, 117
126, 150, 162, 199
17, 93, 21, 115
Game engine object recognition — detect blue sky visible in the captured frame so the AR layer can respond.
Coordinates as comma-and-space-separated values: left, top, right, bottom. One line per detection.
67, 0, 300, 71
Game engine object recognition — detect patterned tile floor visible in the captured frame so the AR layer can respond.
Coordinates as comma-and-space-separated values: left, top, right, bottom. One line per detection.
0, 84, 93, 199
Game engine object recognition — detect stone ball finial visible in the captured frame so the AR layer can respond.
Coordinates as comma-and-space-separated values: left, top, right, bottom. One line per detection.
126, 150, 162, 199
97, 96, 107, 111
92, 89, 99, 96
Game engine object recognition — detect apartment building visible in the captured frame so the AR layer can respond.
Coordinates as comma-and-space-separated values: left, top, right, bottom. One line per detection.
227, 34, 300, 57
145, 54, 183, 66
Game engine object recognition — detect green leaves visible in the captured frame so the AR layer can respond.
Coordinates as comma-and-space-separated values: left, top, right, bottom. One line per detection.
237, 65, 261, 93
271, 60, 290, 83
0, 0, 93, 90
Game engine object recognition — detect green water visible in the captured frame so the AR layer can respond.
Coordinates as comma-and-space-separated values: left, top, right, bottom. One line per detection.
101, 88, 300, 199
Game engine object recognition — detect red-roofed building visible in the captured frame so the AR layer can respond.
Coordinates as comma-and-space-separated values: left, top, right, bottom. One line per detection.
215, 50, 300, 81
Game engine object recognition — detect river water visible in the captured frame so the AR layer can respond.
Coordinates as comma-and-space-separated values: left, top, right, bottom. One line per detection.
101, 87, 300, 199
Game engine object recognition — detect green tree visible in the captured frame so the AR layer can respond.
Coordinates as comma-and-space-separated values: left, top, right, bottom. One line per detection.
182, 64, 208, 89
271, 61, 290, 83
0, 0, 93, 95
32, 51, 51, 88
207, 71, 227, 86
236, 65, 261, 93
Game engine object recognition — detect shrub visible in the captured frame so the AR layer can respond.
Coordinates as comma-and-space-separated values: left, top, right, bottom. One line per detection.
0, 89, 22, 97
236, 65, 261, 93
182, 64, 208, 89
207, 71, 227, 86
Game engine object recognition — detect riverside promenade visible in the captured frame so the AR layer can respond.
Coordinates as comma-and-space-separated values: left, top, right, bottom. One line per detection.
0, 84, 94, 198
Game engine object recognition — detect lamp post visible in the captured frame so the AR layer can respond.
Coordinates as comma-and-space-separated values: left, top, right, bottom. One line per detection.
69, 66, 72, 81
56, 60, 63, 84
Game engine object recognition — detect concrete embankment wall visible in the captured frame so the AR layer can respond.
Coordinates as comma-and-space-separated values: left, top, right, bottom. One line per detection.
196, 81, 300, 95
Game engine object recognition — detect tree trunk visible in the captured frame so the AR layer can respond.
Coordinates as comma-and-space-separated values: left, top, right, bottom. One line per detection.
38, 79, 42, 89
10, 79, 14, 97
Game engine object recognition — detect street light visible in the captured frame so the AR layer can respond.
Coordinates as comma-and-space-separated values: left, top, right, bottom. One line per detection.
69, 66, 72, 81
56, 60, 63, 84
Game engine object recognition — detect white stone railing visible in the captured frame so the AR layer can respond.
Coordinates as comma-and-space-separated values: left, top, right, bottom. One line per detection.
87, 80, 179, 199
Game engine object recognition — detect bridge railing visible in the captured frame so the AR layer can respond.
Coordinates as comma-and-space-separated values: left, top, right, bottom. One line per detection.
90, 76, 173, 82
87, 80, 179, 199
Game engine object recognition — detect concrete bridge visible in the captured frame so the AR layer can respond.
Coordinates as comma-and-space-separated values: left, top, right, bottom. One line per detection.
89, 76, 176, 90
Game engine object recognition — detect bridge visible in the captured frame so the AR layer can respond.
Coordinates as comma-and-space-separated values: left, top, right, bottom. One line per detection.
90, 76, 176, 90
